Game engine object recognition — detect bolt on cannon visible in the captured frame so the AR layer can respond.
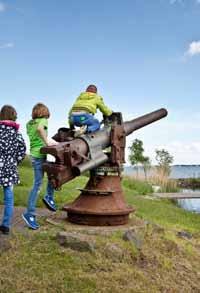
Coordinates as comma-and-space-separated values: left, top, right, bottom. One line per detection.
41, 108, 168, 226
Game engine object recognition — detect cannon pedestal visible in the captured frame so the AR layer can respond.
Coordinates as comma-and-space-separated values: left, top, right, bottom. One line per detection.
63, 168, 134, 226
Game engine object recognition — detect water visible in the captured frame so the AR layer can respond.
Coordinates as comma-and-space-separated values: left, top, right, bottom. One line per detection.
124, 165, 200, 213
170, 165, 200, 179
177, 189, 200, 214
178, 198, 200, 213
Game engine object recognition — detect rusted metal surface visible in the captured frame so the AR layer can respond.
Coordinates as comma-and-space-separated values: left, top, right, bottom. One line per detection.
124, 108, 167, 136
66, 213, 131, 226
63, 175, 134, 226
110, 112, 126, 165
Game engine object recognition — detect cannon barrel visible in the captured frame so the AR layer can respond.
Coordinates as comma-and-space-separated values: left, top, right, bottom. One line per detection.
124, 108, 168, 136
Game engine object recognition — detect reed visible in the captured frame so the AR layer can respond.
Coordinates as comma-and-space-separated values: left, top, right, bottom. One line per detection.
127, 166, 178, 193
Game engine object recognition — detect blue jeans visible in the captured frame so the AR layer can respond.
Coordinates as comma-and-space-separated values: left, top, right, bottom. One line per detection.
1, 185, 14, 228
26, 157, 54, 216
70, 113, 100, 132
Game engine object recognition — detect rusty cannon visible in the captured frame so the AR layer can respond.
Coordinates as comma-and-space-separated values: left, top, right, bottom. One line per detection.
41, 108, 168, 226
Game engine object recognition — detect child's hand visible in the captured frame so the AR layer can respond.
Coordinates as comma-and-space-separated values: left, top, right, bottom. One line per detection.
47, 138, 59, 146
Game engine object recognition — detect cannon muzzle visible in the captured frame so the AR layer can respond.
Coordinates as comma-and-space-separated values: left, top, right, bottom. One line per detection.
124, 108, 168, 136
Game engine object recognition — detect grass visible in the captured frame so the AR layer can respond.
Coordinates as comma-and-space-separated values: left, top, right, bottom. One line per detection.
128, 166, 179, 192
126, 193, 200, 233
0, 222, 200, 292
122, 176, 153, 195
149, 175, 178, 193
0, 156, 200, 292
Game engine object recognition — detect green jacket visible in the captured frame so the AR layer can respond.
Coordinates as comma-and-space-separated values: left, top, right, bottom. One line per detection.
69, 92, 112, 117
26, 118, 48, 158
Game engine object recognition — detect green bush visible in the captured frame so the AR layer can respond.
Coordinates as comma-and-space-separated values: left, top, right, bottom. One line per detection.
122, 176, 153, 195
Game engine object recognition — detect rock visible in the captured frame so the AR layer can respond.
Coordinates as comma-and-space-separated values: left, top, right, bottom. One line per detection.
46, 218, 62, 227
122, 228, 144, 250
57, 231, 96, 253
152, 224, 165, 234
143, 220, 151, 226
152, 185, 161, 192
0, 236, 12, 254
104, 243, 125, 261
177, 231, 192, 240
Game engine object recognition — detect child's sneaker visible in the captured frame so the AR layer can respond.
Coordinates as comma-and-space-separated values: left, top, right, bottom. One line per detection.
22, 213, 39, 230
74, 125, 87, 137
42, 195, 57, 212
0, 225, 10, 235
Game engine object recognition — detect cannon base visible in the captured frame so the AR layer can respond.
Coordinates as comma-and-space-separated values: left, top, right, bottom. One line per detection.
66, 213, 132, 226
63, 174, 135, 226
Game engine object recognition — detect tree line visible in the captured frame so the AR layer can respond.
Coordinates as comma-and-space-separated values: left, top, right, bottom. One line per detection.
128, 139, 174, 178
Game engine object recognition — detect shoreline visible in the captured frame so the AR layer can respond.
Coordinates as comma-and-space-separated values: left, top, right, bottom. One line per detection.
176, 178, 200, 190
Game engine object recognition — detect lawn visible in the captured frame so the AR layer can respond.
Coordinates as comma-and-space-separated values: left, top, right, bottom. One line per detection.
0, 156, 200, 292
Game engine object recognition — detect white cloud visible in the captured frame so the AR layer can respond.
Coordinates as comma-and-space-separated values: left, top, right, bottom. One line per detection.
169, 0, 200, 4
0, 2, 24, 14
183, 41, 200, 60
0, 42, 14, 49
187, 41, 200, 56
125, 139, 200, 165
0, 2, 6, 12
169, 0, 184, 4
148, 141, 200, 164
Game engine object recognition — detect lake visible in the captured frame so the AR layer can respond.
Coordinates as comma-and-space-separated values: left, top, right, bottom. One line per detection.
177, 189, 200, 214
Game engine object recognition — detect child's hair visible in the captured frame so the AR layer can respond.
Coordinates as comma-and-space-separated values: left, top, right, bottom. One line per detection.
0, 105, 17, 121
86, 84, 97, 93
32, 103, 50, 119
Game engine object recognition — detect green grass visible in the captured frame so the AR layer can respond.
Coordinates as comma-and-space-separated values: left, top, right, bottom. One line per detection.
0, 157, 200, 292
0, 222, 200, 292
126, 194, 200, 233
122, 176, 153, 195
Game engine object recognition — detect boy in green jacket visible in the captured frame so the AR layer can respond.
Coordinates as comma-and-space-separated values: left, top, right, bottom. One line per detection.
69, 85, 112, 134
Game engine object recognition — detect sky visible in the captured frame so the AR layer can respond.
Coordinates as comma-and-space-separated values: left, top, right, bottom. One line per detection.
0, 0, 200, 165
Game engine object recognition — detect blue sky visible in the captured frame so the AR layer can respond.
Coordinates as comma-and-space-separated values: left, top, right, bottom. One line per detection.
0, 0, 200, 164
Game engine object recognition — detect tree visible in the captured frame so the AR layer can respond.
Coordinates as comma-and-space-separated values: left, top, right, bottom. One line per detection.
128, 139, 151, 178
155, 149, 173, 177
141, 156, 151, 180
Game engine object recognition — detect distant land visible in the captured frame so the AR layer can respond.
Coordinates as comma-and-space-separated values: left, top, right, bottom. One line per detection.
123, 165, 200, 179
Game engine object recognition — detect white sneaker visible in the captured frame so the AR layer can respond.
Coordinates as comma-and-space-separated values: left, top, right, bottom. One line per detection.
74, 126, 87, 137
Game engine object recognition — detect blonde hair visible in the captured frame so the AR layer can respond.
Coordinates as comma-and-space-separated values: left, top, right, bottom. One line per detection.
32, 103, 50, 119
0, 105, 17, 121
